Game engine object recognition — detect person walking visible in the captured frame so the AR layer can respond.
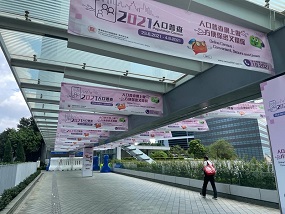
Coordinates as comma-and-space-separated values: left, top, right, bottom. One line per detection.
200, 156, 218, 199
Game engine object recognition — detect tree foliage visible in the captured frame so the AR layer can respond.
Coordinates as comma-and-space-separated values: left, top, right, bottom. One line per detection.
150, 150, 168, 159
15, 141, 26, 162
0, 128, 15, 160
167, 145, 187, 158
208, 139, 237, 160
188, 139, 206, 159
0, 117, 43, 162
3, 140, 13, 163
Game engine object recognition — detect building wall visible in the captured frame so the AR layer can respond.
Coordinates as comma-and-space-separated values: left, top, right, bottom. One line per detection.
168, 131, 194, 149
194, 118, 270, 160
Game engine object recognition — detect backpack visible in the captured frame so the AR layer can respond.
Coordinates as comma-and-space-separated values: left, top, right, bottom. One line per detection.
204, 161, 216, 176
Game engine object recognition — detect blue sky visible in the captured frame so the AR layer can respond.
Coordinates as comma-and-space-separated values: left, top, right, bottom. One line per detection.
0, 49, 30, 132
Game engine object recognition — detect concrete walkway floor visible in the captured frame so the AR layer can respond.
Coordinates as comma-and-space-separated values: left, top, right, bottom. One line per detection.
13, 171, 279, 214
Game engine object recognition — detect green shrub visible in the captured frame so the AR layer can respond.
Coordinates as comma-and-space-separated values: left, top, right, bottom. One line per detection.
117, 159, 276, 190
0, 170, 41, 211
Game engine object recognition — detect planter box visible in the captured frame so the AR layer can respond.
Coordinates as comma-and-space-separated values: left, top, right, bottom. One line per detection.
164, 175, 176, 184
114, 169, 279, 204
260, 189, 279, 203
154, 173, 165, 181
139, 171, 147, 177
230, 185, 261, 200
189, 179, 203, 189
145, 172, 155, 179
206, 182, 231, 194
175, 177, 190, 186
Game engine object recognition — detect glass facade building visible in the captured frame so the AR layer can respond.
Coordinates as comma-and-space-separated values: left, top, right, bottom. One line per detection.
194, 118, 271, 160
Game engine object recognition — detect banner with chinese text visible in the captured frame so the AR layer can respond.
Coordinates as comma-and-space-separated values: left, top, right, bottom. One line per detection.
60, 83, 163, 116
56, 128, 109, 138
58, 110, 128, 131
157, 119, 209, 132
68, 0, 274, 74
201, 103, 265, 119
260, 75, 285, 213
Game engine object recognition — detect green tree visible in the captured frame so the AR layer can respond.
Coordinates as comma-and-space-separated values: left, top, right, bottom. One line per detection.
15, 141, 25, 162
150, 150, 168, 159
17, 117, 39, 132
12, 117, 43, 161
168, 145, 186, 158
188, 139, 206, 159
208, 139, 237, 160
3, 140, 13, 163
0, 128, 15, 161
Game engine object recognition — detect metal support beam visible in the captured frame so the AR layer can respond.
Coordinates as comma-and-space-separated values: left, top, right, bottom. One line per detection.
41, 133, 56, 136
154, 0, 285, 32
31, 108, 59, 114
38, 125, 58, 129
27, 97, 60, 105
37, 121, 58, 125
40, 131, 56, 134
34, 116, 58, 120
68, 36, 211, 76
0, 15, 212, 76
21, 82, 61, 92
109, 65, 272, 142
12, 58, 174, 93
40, 128, 57, 131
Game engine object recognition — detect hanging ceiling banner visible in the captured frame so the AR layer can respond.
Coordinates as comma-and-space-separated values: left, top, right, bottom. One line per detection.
57, 137, 99, 143
133, 131, 172, 139
156, 119, 209, 132
260, 75, 285, 213
60, 83, 163, 116
58, 111, 128, 131
68, 0, 274, 74
200, 103, 265, 119
56, 128, 109, 138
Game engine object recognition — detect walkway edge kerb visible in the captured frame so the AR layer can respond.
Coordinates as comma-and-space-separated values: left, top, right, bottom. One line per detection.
0, 172, 44, 214
113, 171, 279, 209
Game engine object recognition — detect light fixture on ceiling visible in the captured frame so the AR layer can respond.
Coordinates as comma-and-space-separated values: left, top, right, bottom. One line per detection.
123, 70, 129, 76
265, 0, 270, 8
24, 10, 31, 21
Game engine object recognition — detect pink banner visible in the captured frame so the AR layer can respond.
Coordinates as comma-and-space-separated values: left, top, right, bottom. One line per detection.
157, 119, 209, 131
58, 110, 128, 131
60, 83, 163, 116
134, 131, 172, 139
68, 0, 274, 74
56, 128, 109, 138
201, 103, 265, 119
260, 75, 285, 213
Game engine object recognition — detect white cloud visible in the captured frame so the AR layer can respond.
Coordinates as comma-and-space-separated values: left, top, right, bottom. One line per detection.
0, 90, 27, 108
0, 50, 31, 132
0, 62, 15, 89
0, 117, 20, 132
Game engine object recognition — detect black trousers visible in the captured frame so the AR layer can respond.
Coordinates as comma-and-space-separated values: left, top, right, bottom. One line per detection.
201, 175, 217, 198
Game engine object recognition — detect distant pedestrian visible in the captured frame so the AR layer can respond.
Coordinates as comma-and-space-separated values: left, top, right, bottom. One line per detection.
200, 156, 217, 199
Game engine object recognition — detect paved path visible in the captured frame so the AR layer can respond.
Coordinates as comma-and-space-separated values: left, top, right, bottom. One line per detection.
14, 171, 280, 214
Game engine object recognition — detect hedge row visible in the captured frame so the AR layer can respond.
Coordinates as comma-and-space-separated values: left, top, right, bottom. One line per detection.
119, 160, 276, 190
0, 170, 41, 211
